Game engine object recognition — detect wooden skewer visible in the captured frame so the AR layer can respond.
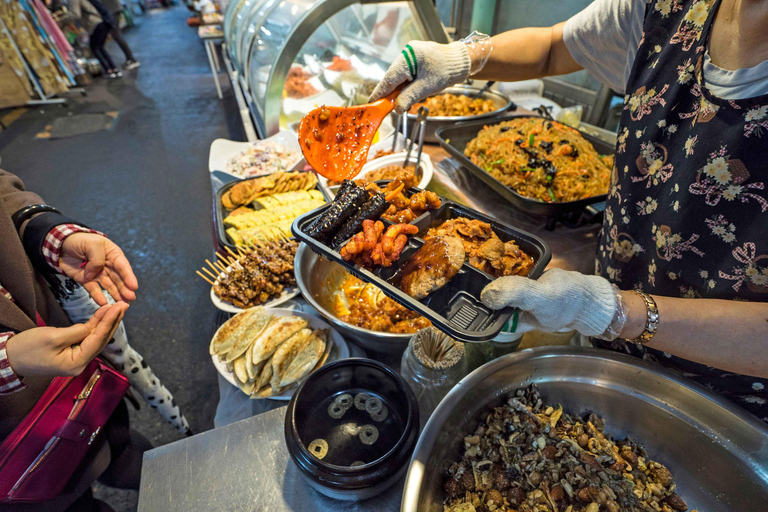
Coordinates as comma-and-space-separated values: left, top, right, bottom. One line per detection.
201, 267, 218, 280
206, 259, 224, 275
224, 247, 241, 261
216, 253, 234, 267
196, 271, 215, 286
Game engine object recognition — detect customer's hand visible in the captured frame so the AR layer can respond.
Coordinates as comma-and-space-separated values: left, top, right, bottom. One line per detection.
480, 268, 619, 337
5, 303, 127, 377
60, 233, 138, 305
368, 40, 471, 115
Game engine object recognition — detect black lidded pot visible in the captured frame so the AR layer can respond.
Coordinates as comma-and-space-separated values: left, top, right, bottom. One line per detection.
284, 358, 419, 501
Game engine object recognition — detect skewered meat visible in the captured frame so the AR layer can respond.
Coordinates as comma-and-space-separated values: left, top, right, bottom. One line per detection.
212, 240, 298, 308
400, 236, 465, 300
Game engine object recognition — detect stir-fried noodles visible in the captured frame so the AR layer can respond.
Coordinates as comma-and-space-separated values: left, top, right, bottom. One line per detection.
465, 118, 613, 203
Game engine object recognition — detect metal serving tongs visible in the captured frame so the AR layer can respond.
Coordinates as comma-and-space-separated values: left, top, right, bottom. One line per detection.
403, 106, 429, 172
470, 81, 496, 100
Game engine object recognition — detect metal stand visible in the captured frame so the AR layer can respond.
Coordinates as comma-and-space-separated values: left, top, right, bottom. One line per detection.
203, 38, 224, 99
222, 46, 258, 142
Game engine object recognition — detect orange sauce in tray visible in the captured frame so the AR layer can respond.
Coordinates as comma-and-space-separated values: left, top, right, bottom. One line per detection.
298, 87, 401, 182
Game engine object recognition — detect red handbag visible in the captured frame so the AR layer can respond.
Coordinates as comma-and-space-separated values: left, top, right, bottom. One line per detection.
0, 358, 129, 502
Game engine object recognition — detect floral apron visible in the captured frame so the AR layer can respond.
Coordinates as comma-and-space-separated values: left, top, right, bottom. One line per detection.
593, 0, 768, 421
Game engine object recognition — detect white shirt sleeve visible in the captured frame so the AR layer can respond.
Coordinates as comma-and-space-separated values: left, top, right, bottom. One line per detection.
562, 0, 647, 94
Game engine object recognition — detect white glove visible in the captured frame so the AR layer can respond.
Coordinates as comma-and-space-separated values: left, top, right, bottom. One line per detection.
369, 40, 471, 115
480, 268, 619, 337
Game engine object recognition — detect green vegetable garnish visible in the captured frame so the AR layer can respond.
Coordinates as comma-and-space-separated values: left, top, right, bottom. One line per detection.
491, 159, 505, 165
548, 187, 556, 202
546, 175, 553, 182
529, 133, 534, 146
519, 167, 534, 173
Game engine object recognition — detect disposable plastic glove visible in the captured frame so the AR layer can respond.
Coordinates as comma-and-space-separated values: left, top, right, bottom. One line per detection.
480, 268, 620, 337
369, 33, 492, 115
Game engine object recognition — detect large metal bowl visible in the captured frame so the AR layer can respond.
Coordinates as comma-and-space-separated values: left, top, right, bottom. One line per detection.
401, 347, 768, 512
405, 85, 514, 144
294, 243, 413, 354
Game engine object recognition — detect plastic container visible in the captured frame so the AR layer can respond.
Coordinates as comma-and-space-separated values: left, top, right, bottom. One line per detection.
435, 115, 614, 218
400, 328, 466, 429
284, 358, 419, 501
291, 193, 551, 343
214, 171, 329, 250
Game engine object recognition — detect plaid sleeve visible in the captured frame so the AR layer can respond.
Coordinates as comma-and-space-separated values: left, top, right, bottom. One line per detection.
0, 333, 25, 394
43, 224, 104, 272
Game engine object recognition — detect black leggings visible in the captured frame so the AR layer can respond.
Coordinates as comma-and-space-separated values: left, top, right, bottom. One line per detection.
90, 22, 116, 72
110, 23, 135, 62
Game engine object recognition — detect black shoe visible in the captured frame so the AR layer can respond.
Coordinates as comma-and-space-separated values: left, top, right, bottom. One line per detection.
108, 70, 123, 79
123, 60, 140, 70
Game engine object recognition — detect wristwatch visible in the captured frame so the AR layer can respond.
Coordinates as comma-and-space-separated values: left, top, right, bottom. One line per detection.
630, 290, 659, 345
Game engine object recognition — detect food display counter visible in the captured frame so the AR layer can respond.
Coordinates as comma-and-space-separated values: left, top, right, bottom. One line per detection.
162, 5, 768, 505
222, 0, 447, 137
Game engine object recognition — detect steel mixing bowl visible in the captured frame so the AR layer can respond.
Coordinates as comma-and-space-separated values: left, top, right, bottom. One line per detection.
405, 85, 515, 144
294, 243, 414, 354
401, 347, 768, 512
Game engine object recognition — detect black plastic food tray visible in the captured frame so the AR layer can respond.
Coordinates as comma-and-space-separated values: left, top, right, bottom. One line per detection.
435, 115, 614, 217
291, 196, 551, 343
214, 171, 328, 251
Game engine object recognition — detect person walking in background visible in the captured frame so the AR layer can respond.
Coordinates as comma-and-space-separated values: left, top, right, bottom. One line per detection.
101, 0, 140, 70
70, 0, 122, 78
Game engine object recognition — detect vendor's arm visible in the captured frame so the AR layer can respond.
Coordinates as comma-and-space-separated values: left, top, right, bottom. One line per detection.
481, 269, 768, 379
370, 0, 642, 113
617, 292, 768, 379
470, 23, 580, 82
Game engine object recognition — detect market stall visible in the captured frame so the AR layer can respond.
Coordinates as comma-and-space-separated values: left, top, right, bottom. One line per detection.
221, 0, 447, 138
139, 2, 768, 507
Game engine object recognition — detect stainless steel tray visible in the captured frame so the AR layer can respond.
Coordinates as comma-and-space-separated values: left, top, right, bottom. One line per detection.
402, 347, 768, 512
405, 85, 515, 144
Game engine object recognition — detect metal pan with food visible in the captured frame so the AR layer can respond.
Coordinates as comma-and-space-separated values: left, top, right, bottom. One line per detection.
214, 170, 327, 250
436, 115, 615, 218
291, 190, 550, 342
406, 85, 516, 144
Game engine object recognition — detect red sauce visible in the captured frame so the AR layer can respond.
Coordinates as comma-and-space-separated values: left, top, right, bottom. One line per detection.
297, 87, 402, 182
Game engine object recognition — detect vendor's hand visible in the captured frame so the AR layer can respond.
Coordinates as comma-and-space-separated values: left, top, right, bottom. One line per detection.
480, 268, 618, 337
5, 303, 127, 377
368, 40, 471, 115
60, 233, 138, 305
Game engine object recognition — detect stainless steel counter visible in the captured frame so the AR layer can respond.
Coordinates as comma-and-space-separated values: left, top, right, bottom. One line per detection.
138, 405, 403, 511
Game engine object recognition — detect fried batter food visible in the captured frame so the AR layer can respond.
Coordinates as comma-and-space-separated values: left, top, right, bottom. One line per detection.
373, 179, 441, 224
221, 172, 319, 210
409, 93, 497, 117
425, 217, 533, 278
443, 384, 693, 512
332, 275, 431, 333
212, 240, 298, 308
340, 220, 418, 268
328, 165, 419, 188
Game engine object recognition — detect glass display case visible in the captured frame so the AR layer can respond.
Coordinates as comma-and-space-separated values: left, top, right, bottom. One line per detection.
224, 0, 447, 137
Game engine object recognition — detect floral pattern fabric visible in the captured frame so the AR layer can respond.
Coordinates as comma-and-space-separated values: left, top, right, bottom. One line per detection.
594, 0, 768, 421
